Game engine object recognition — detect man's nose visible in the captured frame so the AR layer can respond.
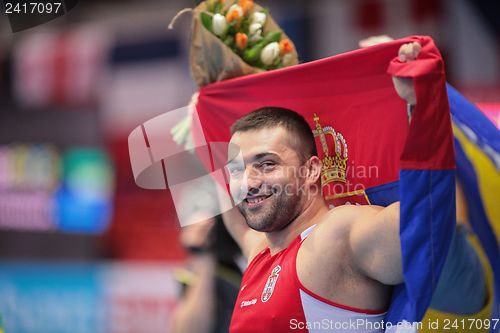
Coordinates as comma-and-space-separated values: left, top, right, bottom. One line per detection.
242, 167, 263, 192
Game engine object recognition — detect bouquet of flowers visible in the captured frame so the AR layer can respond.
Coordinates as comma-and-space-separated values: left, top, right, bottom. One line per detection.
190, 0, 299, 86
170, 0, 299, 149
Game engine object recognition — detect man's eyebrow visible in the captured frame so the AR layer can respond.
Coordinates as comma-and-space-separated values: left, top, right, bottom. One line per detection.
227, 152, 280, 165
253, 152, 280, 162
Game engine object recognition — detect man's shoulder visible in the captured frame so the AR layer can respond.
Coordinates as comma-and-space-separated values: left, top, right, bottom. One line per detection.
317, 204, 383, 229
298, 206, 382, 282
306, 204, 385, 249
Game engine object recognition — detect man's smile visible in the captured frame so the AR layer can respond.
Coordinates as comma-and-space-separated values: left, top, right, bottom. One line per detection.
244, 193, 273, 208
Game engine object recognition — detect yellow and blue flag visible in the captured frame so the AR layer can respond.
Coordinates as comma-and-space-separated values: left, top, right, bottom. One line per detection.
449, 85, 500, 331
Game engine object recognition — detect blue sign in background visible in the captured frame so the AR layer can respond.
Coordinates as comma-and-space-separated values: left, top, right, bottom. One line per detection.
0, 263, 105, 333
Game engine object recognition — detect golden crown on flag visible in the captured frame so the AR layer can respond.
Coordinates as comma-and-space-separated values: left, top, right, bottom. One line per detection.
312, 113, 348, 184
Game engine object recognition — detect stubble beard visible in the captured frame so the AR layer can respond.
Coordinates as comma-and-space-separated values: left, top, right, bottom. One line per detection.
237, 185, 304, 233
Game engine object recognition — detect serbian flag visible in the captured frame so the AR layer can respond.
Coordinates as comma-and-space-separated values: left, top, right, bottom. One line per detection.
448, 85, 500, 331
129, 35, 456, 330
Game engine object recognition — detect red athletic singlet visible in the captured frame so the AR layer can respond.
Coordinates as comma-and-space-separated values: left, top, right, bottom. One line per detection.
230, 226, 386, 333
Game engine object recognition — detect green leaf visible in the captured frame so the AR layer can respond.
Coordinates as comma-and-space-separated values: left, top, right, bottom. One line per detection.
247, 36, 263, 48
240, 16, 251, 33
222, 20, 237, 39
263, 31, 281, 43
213, 2, 223, 14
200, 12, 213, 32
243, 47, 260, 65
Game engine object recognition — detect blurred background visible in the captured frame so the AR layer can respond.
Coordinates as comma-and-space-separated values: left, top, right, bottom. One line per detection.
0, 0, 498, 332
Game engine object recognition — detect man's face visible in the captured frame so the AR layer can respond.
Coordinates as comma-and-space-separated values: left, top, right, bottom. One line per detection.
227, 127, 306, 232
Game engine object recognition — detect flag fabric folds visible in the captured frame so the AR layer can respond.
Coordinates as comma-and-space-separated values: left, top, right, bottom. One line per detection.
448, 84, 500, 332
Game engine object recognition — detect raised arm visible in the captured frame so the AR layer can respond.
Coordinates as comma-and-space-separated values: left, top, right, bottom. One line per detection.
346, 41, 419, 285
349, 202, 403, 285
391, 41, 421, 107
360, 36, 421, 109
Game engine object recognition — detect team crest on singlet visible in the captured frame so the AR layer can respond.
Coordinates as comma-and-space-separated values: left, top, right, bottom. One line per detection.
261, 265, 281, 302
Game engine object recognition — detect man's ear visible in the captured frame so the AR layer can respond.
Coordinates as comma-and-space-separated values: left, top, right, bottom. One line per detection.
306, 156, 322, 185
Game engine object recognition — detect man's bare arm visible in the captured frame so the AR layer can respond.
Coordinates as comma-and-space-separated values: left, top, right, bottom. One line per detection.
349, 202, 403, 285
171, 256, 216, 333
345, 41, 420, 284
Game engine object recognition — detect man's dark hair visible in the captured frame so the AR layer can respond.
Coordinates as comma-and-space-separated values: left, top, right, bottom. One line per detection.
230, 107, 317, 162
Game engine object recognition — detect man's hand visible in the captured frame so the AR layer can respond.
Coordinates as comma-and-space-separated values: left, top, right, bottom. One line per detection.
392, 42, 421, 106
359, 37, 421, 106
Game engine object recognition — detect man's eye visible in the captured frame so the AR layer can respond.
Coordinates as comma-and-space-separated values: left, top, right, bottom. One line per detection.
259, 161, 276, 170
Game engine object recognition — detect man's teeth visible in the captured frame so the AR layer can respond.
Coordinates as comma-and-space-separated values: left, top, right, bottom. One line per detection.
247, 196, 267, 204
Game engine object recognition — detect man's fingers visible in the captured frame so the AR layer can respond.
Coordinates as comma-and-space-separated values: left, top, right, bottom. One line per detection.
411, 42, 422, 59
393, 42, 420, 105
412, 42, 422, 52
398, 42, 422, 62
398, 44, 411, 62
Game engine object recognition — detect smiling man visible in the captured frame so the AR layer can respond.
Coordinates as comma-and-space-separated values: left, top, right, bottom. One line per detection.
226, 107, 399, 333
221, 43, 423, 333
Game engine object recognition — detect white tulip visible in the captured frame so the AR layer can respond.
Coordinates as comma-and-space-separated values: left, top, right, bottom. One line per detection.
212, 13, 227, 36
248, 23, 263, 42
249, 30, 262, 43
249, 23, 262, 36
260, 42, 280, 66
251, 11, 266, 25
